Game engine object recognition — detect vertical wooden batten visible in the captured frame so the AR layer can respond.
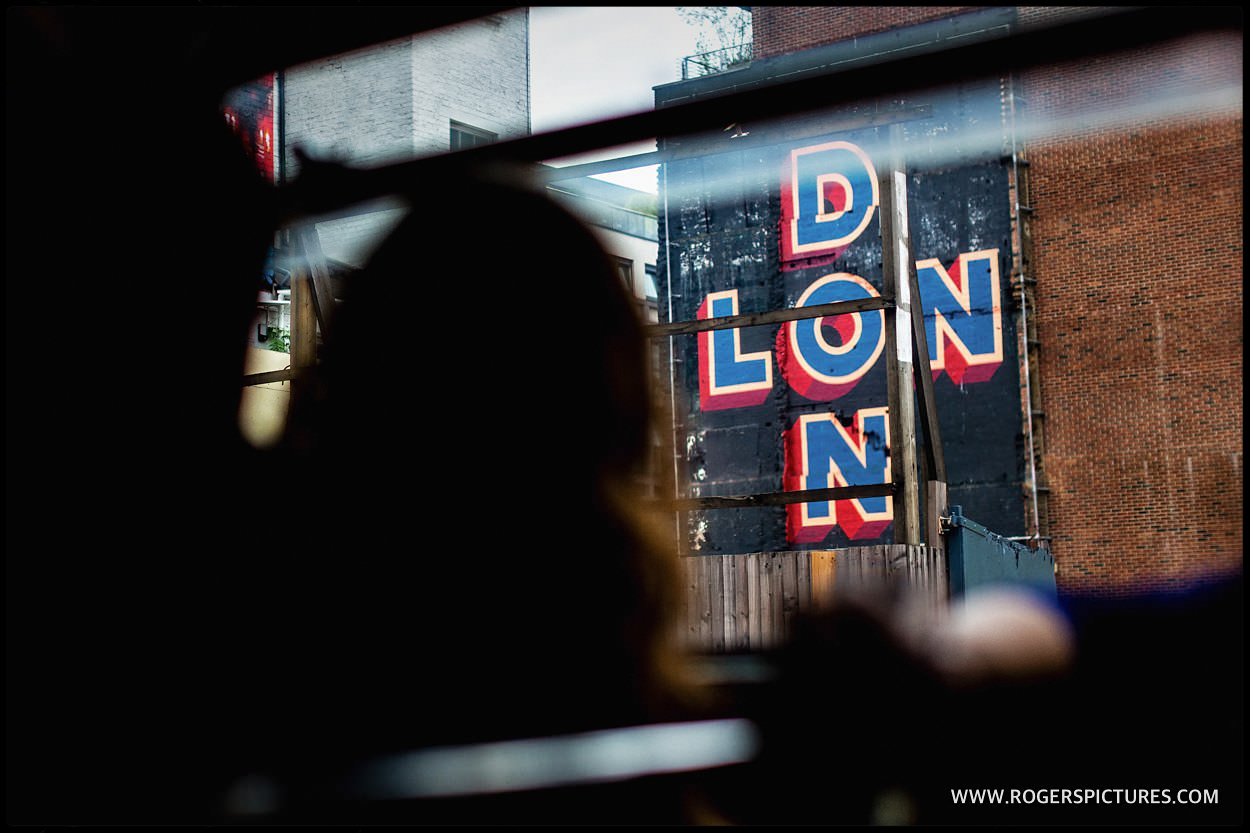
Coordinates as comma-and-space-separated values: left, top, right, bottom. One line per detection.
879, 125, 921, 545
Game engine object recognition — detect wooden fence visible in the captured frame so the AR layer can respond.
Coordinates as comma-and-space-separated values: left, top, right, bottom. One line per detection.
679, 546, 948, 653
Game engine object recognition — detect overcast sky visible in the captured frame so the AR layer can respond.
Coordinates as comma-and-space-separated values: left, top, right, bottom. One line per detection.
529, 6, 706, 192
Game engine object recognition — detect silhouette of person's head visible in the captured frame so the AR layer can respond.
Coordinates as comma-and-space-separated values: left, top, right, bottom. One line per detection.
277, 165, 695, 764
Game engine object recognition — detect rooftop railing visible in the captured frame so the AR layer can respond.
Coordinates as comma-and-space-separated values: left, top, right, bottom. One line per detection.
681, 42, 752, 79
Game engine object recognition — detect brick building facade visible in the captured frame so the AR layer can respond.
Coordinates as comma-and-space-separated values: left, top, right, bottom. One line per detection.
1014, 15, 1242, 596
752, 5, 982, 59
746, 6, 1242, 597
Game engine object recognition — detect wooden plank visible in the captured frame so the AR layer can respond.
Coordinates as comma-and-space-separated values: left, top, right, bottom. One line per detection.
646, 296, 892, 338
780, 552, 799, 643
900, 545, 926, 619
754, 554, 769, 649
869, 545, 887, 591
896, 545, 912, 594
838, 547, 859, 599
767, 553, 785, 649
910, 545, 926, 601
732, 554, 750, 652
911, 545, 927, 589
747, 552, 762, 651
849, 545, 889, 598
669, 481, 895, 512
888, 544, 910, 587
809, 550, 837, 611
796, 550, 812, 614
882, 545, 899, 586
670, 556, 688, 649
921, 545, 937, 593
830, 548, 848, 601
241, 367, 294, 387
694, 556, 712, 652
757, 553, 775, 650
684, 556, 702, 652
721, 555, 738, 652
924, 543, 950, 615
900, 543, 948, 619
709, 555, 725, 654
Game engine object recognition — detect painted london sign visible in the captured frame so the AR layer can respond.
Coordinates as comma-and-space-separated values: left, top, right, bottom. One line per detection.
660, 85, 1023, 554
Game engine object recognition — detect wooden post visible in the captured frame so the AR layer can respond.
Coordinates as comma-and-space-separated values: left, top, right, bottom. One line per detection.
289, 255, 317, 400
926, 479, 948, 556
879, 125, 921, 545
905, 187, 948, 550
296, 225, 338, 336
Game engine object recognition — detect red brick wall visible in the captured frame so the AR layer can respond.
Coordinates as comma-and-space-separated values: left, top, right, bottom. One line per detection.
752, 6, 979, 59
1022, 34, 1243, 597
1015, 6, 1113, 29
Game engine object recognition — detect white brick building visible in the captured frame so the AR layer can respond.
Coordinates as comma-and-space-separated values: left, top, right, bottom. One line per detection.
282, 9, 531, 267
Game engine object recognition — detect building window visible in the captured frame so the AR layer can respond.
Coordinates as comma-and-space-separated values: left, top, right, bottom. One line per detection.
642, 265, 659, 323
614, 257, 634, 291
449, 120, 496, 151
642, 264, 658, 302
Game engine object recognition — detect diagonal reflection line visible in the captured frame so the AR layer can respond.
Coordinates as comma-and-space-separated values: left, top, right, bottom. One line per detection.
343, 718, 762, 800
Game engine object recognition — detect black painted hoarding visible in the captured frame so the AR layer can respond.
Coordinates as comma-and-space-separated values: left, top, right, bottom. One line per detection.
657, 76, 1024, 555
